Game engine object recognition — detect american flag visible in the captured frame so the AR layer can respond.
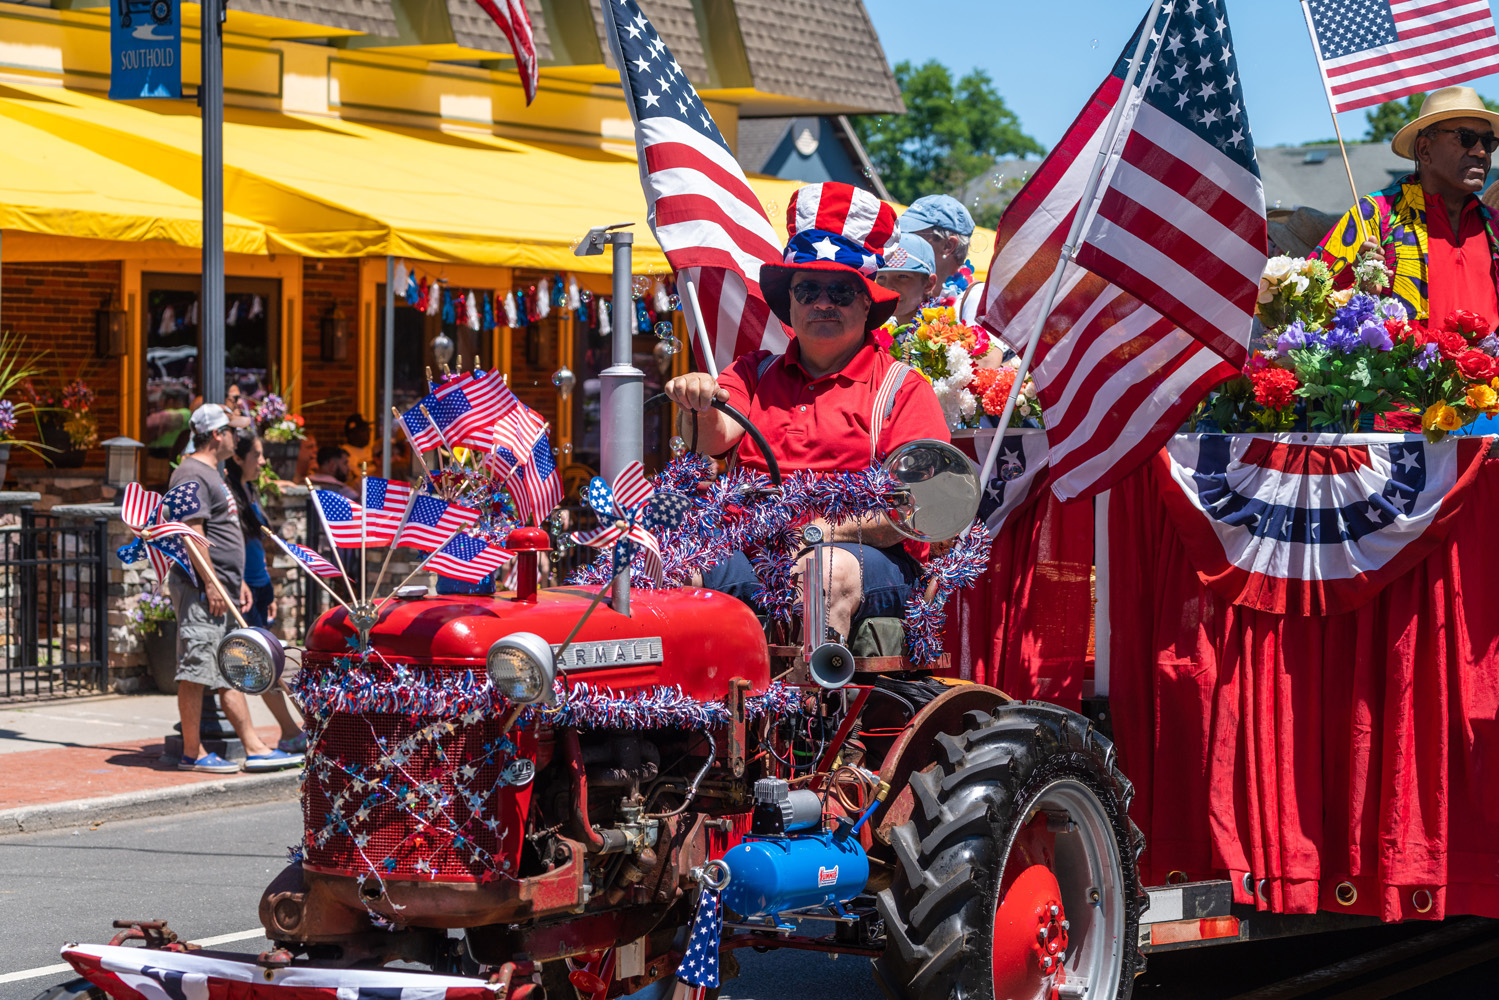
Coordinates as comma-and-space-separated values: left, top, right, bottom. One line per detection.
471, 0, 537, 105
602, 0, 788, 373
399, 371, 520, 453
674, 885, 723, 989
977, 0, 1262, 502
426, 532, 514, 583
1304, 0, 1499, 113
394, 494, 480, 551
361, 477, 412, 545
311, 490, 374, 548
266, 531, 342, 578
483, 404, 547, 479
511, 432, 563, 527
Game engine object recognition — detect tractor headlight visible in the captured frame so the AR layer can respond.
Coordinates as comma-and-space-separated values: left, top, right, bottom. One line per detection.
216, 627, 286, 695
486, 632, 556, 704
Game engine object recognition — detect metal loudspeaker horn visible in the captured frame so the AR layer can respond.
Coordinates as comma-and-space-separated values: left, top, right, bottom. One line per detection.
808, 639, 855, 690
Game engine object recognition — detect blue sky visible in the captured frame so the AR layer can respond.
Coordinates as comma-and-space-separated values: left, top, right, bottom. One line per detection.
860, 0, 1499, 151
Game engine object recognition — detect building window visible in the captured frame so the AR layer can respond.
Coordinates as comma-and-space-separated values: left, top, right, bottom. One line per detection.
140, 273, 280, 477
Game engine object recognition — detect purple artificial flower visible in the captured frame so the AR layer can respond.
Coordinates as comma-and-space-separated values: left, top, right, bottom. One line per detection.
1380, 300, 1409, 325
0, 399, 14, 436
1415, 343, 1440, 371
1358, 318, 1394, 351
1323, 323, 1363, 354
1332, 294, 1379, 334
1276, 321, 1313, 353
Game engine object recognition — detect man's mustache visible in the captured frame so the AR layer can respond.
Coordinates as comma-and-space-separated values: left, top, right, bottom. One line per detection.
808, 308, 841, 320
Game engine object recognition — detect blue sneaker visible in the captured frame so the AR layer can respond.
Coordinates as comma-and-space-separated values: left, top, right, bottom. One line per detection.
244, 748, 303, 772
178, 752, 240, 774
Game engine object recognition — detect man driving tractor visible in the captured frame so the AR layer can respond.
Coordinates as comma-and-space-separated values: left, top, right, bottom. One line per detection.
665, 181, 949, 641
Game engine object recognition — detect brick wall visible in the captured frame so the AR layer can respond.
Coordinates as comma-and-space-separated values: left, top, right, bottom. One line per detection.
1, 262, 124, 475
300, 258, 362, 451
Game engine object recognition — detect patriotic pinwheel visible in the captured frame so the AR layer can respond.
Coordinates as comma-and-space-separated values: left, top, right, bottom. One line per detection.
574, 461, 691, 584
116, 481, 209, 588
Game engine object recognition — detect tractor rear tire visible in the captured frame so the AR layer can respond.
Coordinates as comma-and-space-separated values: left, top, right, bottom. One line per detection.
872, 702, 1146, 1000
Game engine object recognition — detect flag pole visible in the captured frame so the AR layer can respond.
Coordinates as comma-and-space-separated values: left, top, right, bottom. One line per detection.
370, 485, 421, 599
421, 404, 459, 469
359, 464, 368, 607
978, 1, 1161, 489
394, 406, 435, 483
261, 525, 356, 615
1300, 0, 1370, 247
375, 526, 469, 613
682, 277, 720, 379
306, 482, 359, 604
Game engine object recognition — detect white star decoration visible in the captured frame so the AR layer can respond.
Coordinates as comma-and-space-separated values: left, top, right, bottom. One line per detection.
812, 237, 839, 259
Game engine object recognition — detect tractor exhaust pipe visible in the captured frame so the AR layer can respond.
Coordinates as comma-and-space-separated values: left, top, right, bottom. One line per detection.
575, 222, 643, 616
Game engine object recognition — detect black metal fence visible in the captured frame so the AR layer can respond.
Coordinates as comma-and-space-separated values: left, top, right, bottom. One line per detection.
0, 509, 109, 699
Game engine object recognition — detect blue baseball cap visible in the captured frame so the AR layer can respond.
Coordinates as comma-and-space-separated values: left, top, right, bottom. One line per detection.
900, 194, 975, 237
877, 232, 936, 276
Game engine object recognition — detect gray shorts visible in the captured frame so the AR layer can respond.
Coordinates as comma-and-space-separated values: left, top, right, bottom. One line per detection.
169, 575, 226, 688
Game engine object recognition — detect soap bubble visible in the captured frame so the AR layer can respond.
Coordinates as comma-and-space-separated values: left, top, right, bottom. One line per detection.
657, 334, 681, 356
632, 275, 651, 298
654, 320, 675, 339
669, 435, 688, 456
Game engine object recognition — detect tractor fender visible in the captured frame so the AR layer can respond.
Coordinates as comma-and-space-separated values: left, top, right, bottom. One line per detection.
871, 682, 1011, 850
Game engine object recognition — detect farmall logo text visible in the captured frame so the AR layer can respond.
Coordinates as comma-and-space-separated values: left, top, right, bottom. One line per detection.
818, 865, 839, 887
552, 637, 665, 670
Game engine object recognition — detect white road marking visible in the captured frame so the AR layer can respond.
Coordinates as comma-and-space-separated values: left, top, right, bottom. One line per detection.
0, 930, 265, 984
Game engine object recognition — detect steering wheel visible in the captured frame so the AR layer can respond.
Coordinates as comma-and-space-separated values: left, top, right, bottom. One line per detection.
644, 393, 782, 486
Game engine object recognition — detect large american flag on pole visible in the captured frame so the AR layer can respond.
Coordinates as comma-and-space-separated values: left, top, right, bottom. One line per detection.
470, 0, 538, 105
602, 0, 788, 373
977, 0, 1265, 502
1303, 0, 1499, 113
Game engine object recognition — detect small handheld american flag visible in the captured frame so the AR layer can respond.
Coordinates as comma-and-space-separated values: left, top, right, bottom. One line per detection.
675, 884, 723, 989
393, 495, 480, 552
399, 371, 520, 453
1303, 0, 1499, 113
426, 533, 514, 583
267, 532, 343, 578
362, 477, 414, 543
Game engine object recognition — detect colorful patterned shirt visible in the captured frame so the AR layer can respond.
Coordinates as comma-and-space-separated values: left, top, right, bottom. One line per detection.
1309, 174, 1499, 325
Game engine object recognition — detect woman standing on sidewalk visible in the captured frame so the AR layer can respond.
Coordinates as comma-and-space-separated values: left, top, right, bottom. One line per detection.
226, 427, 306, 755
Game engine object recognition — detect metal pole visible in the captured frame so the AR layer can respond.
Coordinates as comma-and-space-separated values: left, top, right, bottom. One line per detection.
600, 232, 641, 615
199, 0, 225, 404
383, 257, 396, 479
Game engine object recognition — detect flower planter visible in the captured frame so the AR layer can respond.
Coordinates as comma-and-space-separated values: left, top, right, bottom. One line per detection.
144, 624, 179, 695
40, 421, 85, 468
262, 440, 301, 482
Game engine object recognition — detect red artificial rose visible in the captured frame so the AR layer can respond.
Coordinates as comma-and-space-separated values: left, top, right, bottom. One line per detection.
1385, 318, 1413, 343
1250, 366, 1299, 409
1455, 348, 1498, 382
1443, 309, 1490, 341
1434, 329, 1469, 360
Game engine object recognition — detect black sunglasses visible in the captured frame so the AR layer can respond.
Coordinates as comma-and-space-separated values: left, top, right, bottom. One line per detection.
791, 279, 861, 307
1427, 127, 1499, 153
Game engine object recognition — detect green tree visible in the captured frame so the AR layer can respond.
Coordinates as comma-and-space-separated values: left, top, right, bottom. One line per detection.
1365, 92, 1499, 141
852, 60, 1043, 208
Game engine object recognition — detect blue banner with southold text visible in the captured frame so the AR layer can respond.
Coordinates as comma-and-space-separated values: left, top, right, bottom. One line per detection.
110, 0, 181, 99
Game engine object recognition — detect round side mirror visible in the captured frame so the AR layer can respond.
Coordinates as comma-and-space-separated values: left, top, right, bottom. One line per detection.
883, 439, 982, 543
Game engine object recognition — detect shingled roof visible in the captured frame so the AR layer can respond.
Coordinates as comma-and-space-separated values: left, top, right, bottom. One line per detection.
732, 0, 903, 114
233, 0, 398, 36
590, 0, 712, 88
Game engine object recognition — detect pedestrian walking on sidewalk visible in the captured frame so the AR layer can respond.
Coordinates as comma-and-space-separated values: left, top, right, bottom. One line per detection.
226, 426, 307, 756
168, 404, 302, 774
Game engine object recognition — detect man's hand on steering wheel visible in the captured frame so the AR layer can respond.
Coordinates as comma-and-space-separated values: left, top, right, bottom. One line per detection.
664, 372, 728, 412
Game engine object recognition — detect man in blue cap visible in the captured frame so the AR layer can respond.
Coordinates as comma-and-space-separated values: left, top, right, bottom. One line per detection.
900, 194, 976, 308
875, 231, 938, 328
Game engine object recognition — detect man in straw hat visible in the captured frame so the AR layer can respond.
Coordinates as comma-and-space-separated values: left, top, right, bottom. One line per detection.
664, 181, 948, 642
1311, 86, 1499, 332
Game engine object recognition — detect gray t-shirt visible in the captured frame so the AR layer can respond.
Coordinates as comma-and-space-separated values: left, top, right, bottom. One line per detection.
168, 457, 246, 593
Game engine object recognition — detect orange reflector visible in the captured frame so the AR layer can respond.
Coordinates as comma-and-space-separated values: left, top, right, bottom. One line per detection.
1150, 916, 1240, 946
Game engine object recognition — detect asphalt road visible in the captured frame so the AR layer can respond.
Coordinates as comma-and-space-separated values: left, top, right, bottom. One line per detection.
4, 803, 1498, 1000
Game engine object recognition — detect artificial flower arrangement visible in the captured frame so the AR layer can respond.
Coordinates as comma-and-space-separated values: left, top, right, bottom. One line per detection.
254, 393, 307, 443
1209, 250, 1499, 441
23, 373, 99, 450
880, 307, 1044, 430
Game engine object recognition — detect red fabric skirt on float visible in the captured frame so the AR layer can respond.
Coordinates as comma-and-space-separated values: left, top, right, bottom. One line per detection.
1105, 435, 1499, 922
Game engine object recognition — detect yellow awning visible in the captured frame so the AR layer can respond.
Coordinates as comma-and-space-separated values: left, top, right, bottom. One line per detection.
0, 81, 993, 277
0, 89, 266, 255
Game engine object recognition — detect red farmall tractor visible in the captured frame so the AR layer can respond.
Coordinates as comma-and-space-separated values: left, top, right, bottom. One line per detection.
58, 234, 1145, 1000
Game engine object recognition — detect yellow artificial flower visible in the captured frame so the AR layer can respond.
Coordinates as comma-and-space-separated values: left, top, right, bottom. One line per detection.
1329, 288, 1355, 308
1423, 403, 1463, 432
1467, 384, 1499, 414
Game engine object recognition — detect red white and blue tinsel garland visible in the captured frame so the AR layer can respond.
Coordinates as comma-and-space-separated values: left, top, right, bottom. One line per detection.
902, 523, 993, 665
293, 654, 803, 730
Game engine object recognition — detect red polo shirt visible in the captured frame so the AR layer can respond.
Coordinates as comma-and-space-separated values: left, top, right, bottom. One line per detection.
1423, 191, 1499, 334
718, 335, 950, 473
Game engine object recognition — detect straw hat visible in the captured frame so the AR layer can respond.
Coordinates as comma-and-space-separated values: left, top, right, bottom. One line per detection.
1391, 86, 1499, 159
